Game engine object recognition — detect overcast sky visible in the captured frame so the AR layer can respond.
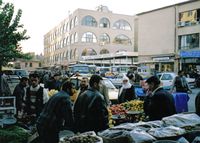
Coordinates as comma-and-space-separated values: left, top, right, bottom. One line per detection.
4, 0, 188, 54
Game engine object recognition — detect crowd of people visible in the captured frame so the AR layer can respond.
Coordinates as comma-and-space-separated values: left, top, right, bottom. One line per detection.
0, 68, 200, 143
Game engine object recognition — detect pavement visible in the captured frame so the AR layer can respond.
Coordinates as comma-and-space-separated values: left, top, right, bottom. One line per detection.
188, 88, 200, 112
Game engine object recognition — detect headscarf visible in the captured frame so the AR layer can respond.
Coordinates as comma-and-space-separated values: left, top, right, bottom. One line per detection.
122, 76, 132, 89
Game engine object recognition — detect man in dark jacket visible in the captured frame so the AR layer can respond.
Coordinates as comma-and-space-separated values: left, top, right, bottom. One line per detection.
74, 74, 109, 133
36, 81, 74, 143
13, 77, 28, 116
144, 76, 176, 121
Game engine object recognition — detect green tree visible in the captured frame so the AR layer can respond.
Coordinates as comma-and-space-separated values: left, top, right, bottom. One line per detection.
0, 0, 31, 71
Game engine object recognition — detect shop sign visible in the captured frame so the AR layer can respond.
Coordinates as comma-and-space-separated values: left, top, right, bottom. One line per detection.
180, 51, 200, 58
153, 57, 170, 61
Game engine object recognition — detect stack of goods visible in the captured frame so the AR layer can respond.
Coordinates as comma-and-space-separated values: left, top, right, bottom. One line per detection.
59, 131, 102, 143
48, 89, 58, 97
108, 100, 145, 126
98, 113, 200, 143
0, 125, 31, 143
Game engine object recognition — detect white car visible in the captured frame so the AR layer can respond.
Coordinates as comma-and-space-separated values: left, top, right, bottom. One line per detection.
109, 73, 127, 88
157, 72, 196, 89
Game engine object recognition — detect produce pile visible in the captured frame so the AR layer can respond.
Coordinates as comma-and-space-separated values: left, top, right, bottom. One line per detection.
48, 89, 58, 97
108, 100, 145, 126
60, 132, 102, 143
0, 125, 31, 143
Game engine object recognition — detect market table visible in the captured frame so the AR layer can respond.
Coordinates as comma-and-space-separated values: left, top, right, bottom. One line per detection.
172, 92, 189, 113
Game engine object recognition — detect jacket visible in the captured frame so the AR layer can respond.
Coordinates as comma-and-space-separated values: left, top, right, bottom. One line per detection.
144, 87, 176, 121
37, 90, 74, 132
74, 87, 109, 133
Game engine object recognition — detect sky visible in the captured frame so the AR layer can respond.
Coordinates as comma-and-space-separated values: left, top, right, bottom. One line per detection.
4, 0, 188, 55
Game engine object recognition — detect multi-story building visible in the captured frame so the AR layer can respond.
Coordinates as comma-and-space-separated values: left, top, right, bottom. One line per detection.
44, 6, 138, 67
136, 0, 200, 73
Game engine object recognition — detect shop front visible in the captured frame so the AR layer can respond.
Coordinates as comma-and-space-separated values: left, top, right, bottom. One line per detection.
180, 50, 200, 74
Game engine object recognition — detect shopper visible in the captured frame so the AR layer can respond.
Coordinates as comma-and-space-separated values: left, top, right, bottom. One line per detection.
144, 76, 176, 121
24, 73, 49, 124
118, 76, 136, 103
74, 74, 109, 133
36, 81, 74, 143
13, 77, 29, 116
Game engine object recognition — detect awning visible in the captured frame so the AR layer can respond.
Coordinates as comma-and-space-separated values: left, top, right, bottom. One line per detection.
180, 50, 200, 58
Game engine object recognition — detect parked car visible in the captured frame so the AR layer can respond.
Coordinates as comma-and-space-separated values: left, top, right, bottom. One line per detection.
156, 72, 196, 90
109, 73, 127, 88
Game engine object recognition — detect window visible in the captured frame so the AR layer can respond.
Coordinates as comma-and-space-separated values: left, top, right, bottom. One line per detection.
161, 74, 173, 80
100, 49, 109, 54
81, 32, 97, 43
29, 63, 32, 67
99, 33, 110, 44
39, 62, 42, 67
74, 16, 78, 27
113, 34, 132, 45
81, 16, 97, 27
81, 48, 97, 56
70, 34, 74, 44
25, 63, 28, 67
70, 19, 74, 30
113, 19, 131, 30
99, 17, 110, 28
178, 33, 199, 50
74, 32, 78, 43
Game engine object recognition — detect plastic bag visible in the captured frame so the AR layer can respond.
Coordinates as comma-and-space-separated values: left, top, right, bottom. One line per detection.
162, 113, 200, 127
123, 129, 156, 143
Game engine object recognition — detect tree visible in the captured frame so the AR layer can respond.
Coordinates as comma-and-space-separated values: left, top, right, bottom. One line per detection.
0, 0, 31, 71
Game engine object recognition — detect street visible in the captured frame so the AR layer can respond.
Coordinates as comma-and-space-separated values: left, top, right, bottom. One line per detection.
188, 88, 200, 112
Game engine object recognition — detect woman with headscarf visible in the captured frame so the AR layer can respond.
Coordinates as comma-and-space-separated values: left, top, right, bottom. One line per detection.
118, 76, 136, 103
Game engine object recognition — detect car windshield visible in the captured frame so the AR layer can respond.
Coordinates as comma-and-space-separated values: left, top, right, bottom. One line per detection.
102, 79, 116, 89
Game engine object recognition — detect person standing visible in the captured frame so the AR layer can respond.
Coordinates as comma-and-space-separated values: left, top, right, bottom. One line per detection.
36, 81, 74, 143
144, 76, 176, 121
45, 73, 62, 91
74, 74, 109, 133
70, 76, 89, 103
12, 77, 29, 117
171, 70, 192, 93
24, 73, 49, 124
195, 91, 200, 116
0, 71, 11, 96
118, 76, 136, 104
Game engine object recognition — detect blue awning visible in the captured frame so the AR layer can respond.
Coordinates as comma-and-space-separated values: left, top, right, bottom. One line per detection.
180, 50, 200, 58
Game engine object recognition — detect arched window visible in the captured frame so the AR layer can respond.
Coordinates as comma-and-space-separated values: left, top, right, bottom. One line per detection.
81, 32, 97, 43
65, 51, 68, 60
70, 19, 74, 30
99, 17, 110, 28
100, 49, 109, 54
81, 15, 97, 27
81, 48, 97, 56
113, 19, 131, 30
74, 48, 78, 59
74, 16, 78, 27
70, 50, 73, 59
74, 32, 78, 43
70, 34, 74, 44
113, 34, 132, 45
67, 37, 70, 45
99, 33, 110, 44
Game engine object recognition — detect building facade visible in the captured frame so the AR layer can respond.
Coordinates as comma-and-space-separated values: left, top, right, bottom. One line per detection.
44, 6, 137, 67
136, 0, 200, 73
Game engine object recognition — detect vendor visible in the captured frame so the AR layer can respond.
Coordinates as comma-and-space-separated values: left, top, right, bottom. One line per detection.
143, 76, 176, 121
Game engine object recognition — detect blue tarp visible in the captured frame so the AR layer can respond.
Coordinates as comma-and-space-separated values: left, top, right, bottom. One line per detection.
180, 51, 200, 58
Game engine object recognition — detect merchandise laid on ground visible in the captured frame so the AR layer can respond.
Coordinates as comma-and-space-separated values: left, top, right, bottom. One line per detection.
59, 113, 200, 143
